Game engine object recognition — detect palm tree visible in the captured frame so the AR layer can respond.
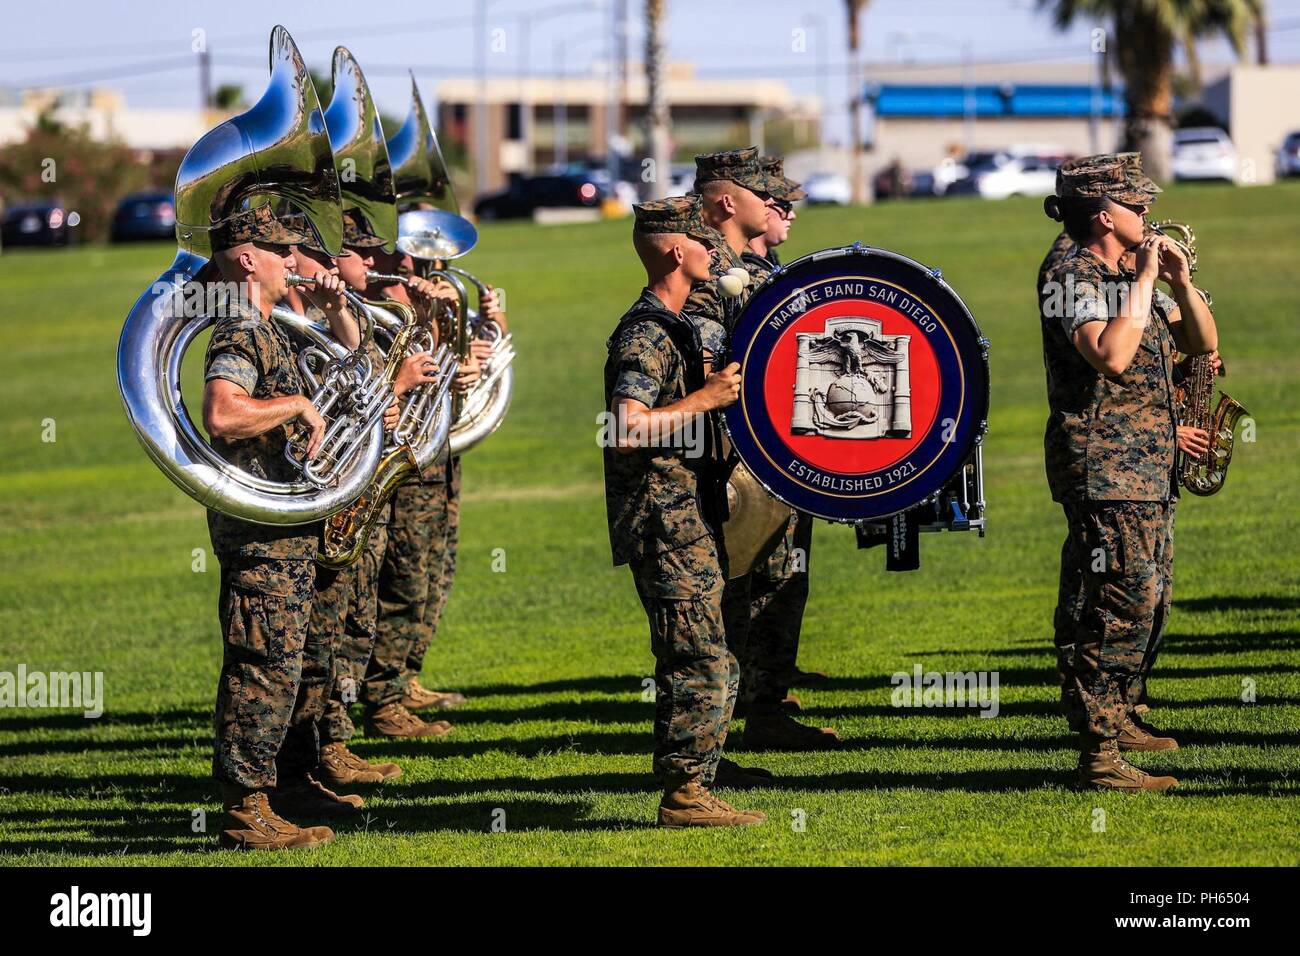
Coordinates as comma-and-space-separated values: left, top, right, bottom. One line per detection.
645, 0, 671, 200
1041, 0, 1265, 182
845, 0, 871, 203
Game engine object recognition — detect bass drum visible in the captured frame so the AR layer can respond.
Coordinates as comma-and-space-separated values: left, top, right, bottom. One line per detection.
723, 242, 989, 526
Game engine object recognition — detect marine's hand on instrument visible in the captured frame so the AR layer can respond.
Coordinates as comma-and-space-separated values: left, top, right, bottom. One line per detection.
1177, 424, 1211, 459
382, 397, 400, 432
394, 352, 441, 398
454, 353, 482, 392
1156, 235, 1192, 287
480, 286, 504, 323
1134, 234, 1162, 282
702, 362, 742, 410
469, 339, 493, 363
296, 397, 327, 460
301, 271, 350, 314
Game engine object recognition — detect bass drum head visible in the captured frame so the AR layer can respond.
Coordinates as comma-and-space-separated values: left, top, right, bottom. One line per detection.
724, 244, 989, 523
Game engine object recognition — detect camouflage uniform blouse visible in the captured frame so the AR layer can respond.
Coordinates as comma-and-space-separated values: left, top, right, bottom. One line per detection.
204, 298, 319, 560
603, 289, 717, 567
1040, 246, 1178, 503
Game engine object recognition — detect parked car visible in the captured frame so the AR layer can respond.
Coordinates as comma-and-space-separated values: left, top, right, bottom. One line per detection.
473, 173, 606, 221
947, 151, 1060, 200
110, 191, 175, 242
1172, 127, 1236, 182
1, 200, 73, 248
802, 171, 851, 205
1274, 131, 1300, 179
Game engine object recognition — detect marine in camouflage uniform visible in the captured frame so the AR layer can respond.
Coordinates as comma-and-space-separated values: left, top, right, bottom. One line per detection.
201, 206, 337, 849
607, 196, 766, 825
1037, 155, 1177, 723
1040, 154, 1195, 790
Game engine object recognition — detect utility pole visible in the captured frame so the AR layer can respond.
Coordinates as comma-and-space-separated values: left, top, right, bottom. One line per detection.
474, 0, 490, 198
645, 0, 670, 200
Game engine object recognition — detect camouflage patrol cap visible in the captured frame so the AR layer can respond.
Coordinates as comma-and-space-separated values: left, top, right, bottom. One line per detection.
341, 208, 387, 248
211, 204, 312, 252
693, 146, 773, 195
1116, 152, 1162, 196
761, 156, 807, 202
1056, 153, 1157, 205
633, 194, 726, 248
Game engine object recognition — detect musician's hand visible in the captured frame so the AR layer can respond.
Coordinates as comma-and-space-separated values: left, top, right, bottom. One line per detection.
1207, 349, 1223, 376
469, 338, 493, 363
393, 352, 440, 398
1156, 235, 1192, 287
382, 397, 400, 432
480, 286, 503, 322
454, 353, 482, 393
1134, 234, 1161, 282
301, 271, 349, 314
701, 362, 742, 410
1177, 425, 1211, 459
296, 398, 327, 460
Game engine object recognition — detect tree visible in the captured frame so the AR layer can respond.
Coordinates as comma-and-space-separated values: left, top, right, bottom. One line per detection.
645, 0, 671, 200
1041, 0, 1265, 182
845, 0, 871, 203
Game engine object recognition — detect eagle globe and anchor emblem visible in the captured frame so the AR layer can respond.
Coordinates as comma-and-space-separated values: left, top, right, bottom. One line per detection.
791, 316, 911, 440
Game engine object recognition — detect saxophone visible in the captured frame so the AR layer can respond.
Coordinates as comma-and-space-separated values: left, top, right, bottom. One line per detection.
1148, 220, 1249, 497
317, 298, 456, 568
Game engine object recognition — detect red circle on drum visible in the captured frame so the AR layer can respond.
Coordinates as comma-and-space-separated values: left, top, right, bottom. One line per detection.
760, 296, 941, 475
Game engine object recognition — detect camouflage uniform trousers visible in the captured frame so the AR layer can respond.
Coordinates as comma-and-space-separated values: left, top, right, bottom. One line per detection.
632, 534, 737, 790
405, 457, 460, 679
364, 459, 457, 710
320, 521, 389, 743
278, 560, 353, 781
1054, 500, 1174, 738
213, 555, 315, 790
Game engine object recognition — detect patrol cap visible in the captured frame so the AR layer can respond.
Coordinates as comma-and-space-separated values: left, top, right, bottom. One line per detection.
693, 146, 773, 195
1116, 152, 1162, 196
633, 194, 726, 248
761, 156, 806, 202
1055, 153, 1157, 205
341, 208, 387, 248
211, 204, 313, 252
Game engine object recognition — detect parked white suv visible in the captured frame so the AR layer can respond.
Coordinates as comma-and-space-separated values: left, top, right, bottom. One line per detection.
1172, 127, 1237, 182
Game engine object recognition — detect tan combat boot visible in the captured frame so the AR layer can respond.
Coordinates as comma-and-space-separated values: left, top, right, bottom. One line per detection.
1078, 739, 1179, 792
217, 789, 334, 851
1118, 716, 1179, 752
657, 781, 767, 828
401, 678, 467, 712
365, 702, 454, 739
271, 773, 365, 818
1133, 703, 1152, 717
742, 712, 843, 752
319, 742, 401, 786
714, 756, 775, 790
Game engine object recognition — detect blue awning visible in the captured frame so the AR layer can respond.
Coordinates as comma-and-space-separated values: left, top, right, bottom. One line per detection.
868, 84, 1125, 118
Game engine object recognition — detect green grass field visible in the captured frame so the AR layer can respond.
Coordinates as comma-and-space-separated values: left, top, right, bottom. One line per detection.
1, 183, 1297, 866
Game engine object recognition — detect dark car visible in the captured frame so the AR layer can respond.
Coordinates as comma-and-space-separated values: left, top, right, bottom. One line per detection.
111, 191, 176, 242
473, 174, 605, 221
1, 201, 74, 248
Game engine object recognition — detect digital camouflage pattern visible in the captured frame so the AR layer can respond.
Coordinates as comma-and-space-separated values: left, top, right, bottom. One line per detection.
365, 457, 456, 708
1040, 246, 1178, 503
1037, 230, 1074, 293
728, 511, 814, 715
1054, 501, 1174, 738
211, 204, 312, 251
213, 556, 315, 789
322, 518, 388, 743
760, 156, 806, 201
604, 289, 718, 566
1055, 154, 1159, 205
277, 562, 351, 781
693, 146, 776, 194
632, 531, 735, 789
740, 249, 774, 286
407, 458, 460, 677
633, 194, 726, 247
204, 297, 319, 561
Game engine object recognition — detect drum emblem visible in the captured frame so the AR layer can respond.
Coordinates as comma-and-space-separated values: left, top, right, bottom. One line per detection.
792, 316, 911, 440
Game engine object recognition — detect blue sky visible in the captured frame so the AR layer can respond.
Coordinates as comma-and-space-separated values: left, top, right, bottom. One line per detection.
3, 0, 1297, 143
